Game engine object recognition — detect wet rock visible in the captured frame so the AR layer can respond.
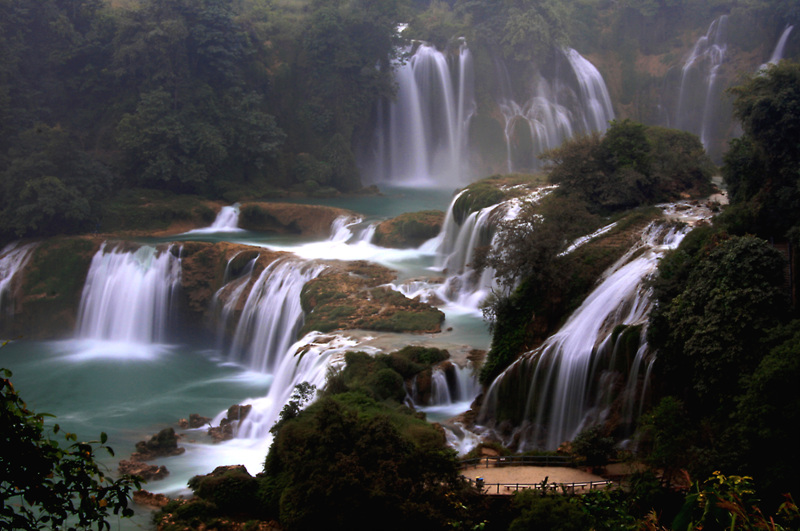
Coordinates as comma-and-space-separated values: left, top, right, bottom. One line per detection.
132, 427, 185, 461
133, 490, 171, 508
178, 413, 211, 429
207, 404, 252, 443
119, 460, 170, 481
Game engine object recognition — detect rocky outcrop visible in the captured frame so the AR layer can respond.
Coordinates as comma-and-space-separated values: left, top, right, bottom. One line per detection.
207, 404, 252, 443
300, 261, 445, 335
373, 210, 444, 249
133, 490, 171, 508
238, 202, 358, 238
0, 237, 101, 340
131, 428, 186, 461
178, 413, 212, 429
177, 241, 283, 317
118, 460, 170, 481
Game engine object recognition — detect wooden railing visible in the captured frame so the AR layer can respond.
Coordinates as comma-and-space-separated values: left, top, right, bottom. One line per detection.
465, 477, 614, 496
459, 455, 575, 469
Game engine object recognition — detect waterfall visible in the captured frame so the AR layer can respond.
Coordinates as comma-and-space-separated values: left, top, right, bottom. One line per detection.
411, 186, 555, 311
477, 222, 688, 450
224, 257, 328, 373
0, 242, 37, 315
367, 41, 476, 187
76, 244, 181, 343
231, 332, 368, 440
499, 48, 614, 173
762, 25, 795, 69
186, 204, 243, 234
675, 16, 728, 152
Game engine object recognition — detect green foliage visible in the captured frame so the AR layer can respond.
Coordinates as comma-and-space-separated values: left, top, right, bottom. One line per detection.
509, 490, 591, 531
545, 120, 714, 214
638, 397, 695, 486
270, 382, 317, 436
1, 367, 139, 530
569, 425, 616, 468
325, 346, 449, 403
650, 235, 788, 407
723, 61, 800, 239
187, 466, 259, 515
0, 125, 113, 239
262, 392, 471, 530
733, 320, 800, 498
671, 472, 799, 531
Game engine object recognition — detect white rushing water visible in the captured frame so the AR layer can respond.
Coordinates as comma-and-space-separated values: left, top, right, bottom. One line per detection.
0, 242, 37, 315
761, 24, 795, 70
185, 204, 243, 234
76, 244, 182, 343
367, 42, 475, 187
475, 201, 715, 451
675, 15, 728, 151
499, 48, 614, 173
223, 257, 328, 373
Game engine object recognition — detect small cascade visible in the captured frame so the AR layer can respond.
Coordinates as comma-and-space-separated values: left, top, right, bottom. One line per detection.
224, 257, 328, 373
675, 16, 728, 152
366, 41, 476, 187
499, 48, 614, 173
413, 186, 555, 311
328, 215, 366, 243
477, 221, 689, 451
231, 332, 368, 440
209, 252, 260, 345
187, 204, 243, 234
762, 25, 795, 69
0, 242, 37, 315
76, 244, 181, 343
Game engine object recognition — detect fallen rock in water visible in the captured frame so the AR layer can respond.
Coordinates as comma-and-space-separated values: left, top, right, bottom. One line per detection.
207, 404, 252, 443
133, 490, 171, 508
178, 413, 211, 429
119, 460, 169, 481
131, 427, 185, 461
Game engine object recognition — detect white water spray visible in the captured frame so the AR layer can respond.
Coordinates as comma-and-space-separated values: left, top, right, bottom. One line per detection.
76, 245, 182, 343
0, 242, 37, 315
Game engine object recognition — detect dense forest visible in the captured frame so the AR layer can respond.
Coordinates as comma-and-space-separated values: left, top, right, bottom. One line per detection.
1, 0, 798, 243
2, 0, 800, 530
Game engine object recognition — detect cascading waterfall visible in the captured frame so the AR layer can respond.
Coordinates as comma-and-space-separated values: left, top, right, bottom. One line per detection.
367, 42, 475, 187
76, 245, 181, 343
0, 242, 37, 315
224, 257, 328, 373
476, 221, 688, 450
414, 362, 481, 408
187, 204, 243, 234
231, 332, 371, 441
761, 25, 795, 69
499, 48, 614, 173
406, 186, 556, 311
675, 16, 728, 153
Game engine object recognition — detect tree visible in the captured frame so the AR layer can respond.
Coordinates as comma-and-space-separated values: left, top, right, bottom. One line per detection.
262, 393, 472, 530
1, 367, 139, 530
651, 235, 788, 408
723, 60, 800, 239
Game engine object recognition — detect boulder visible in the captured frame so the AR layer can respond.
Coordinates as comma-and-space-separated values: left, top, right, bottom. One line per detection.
118, 460, 169, 481
131, 427, 185, 461
132, 490, 171, 508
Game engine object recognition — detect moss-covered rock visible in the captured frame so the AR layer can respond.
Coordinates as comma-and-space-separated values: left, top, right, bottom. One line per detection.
300, 262, 444, 335
452, 173, 548, 224
1, 237, 100, 339
373, 210, 444, 249
238, 202, 357, 237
